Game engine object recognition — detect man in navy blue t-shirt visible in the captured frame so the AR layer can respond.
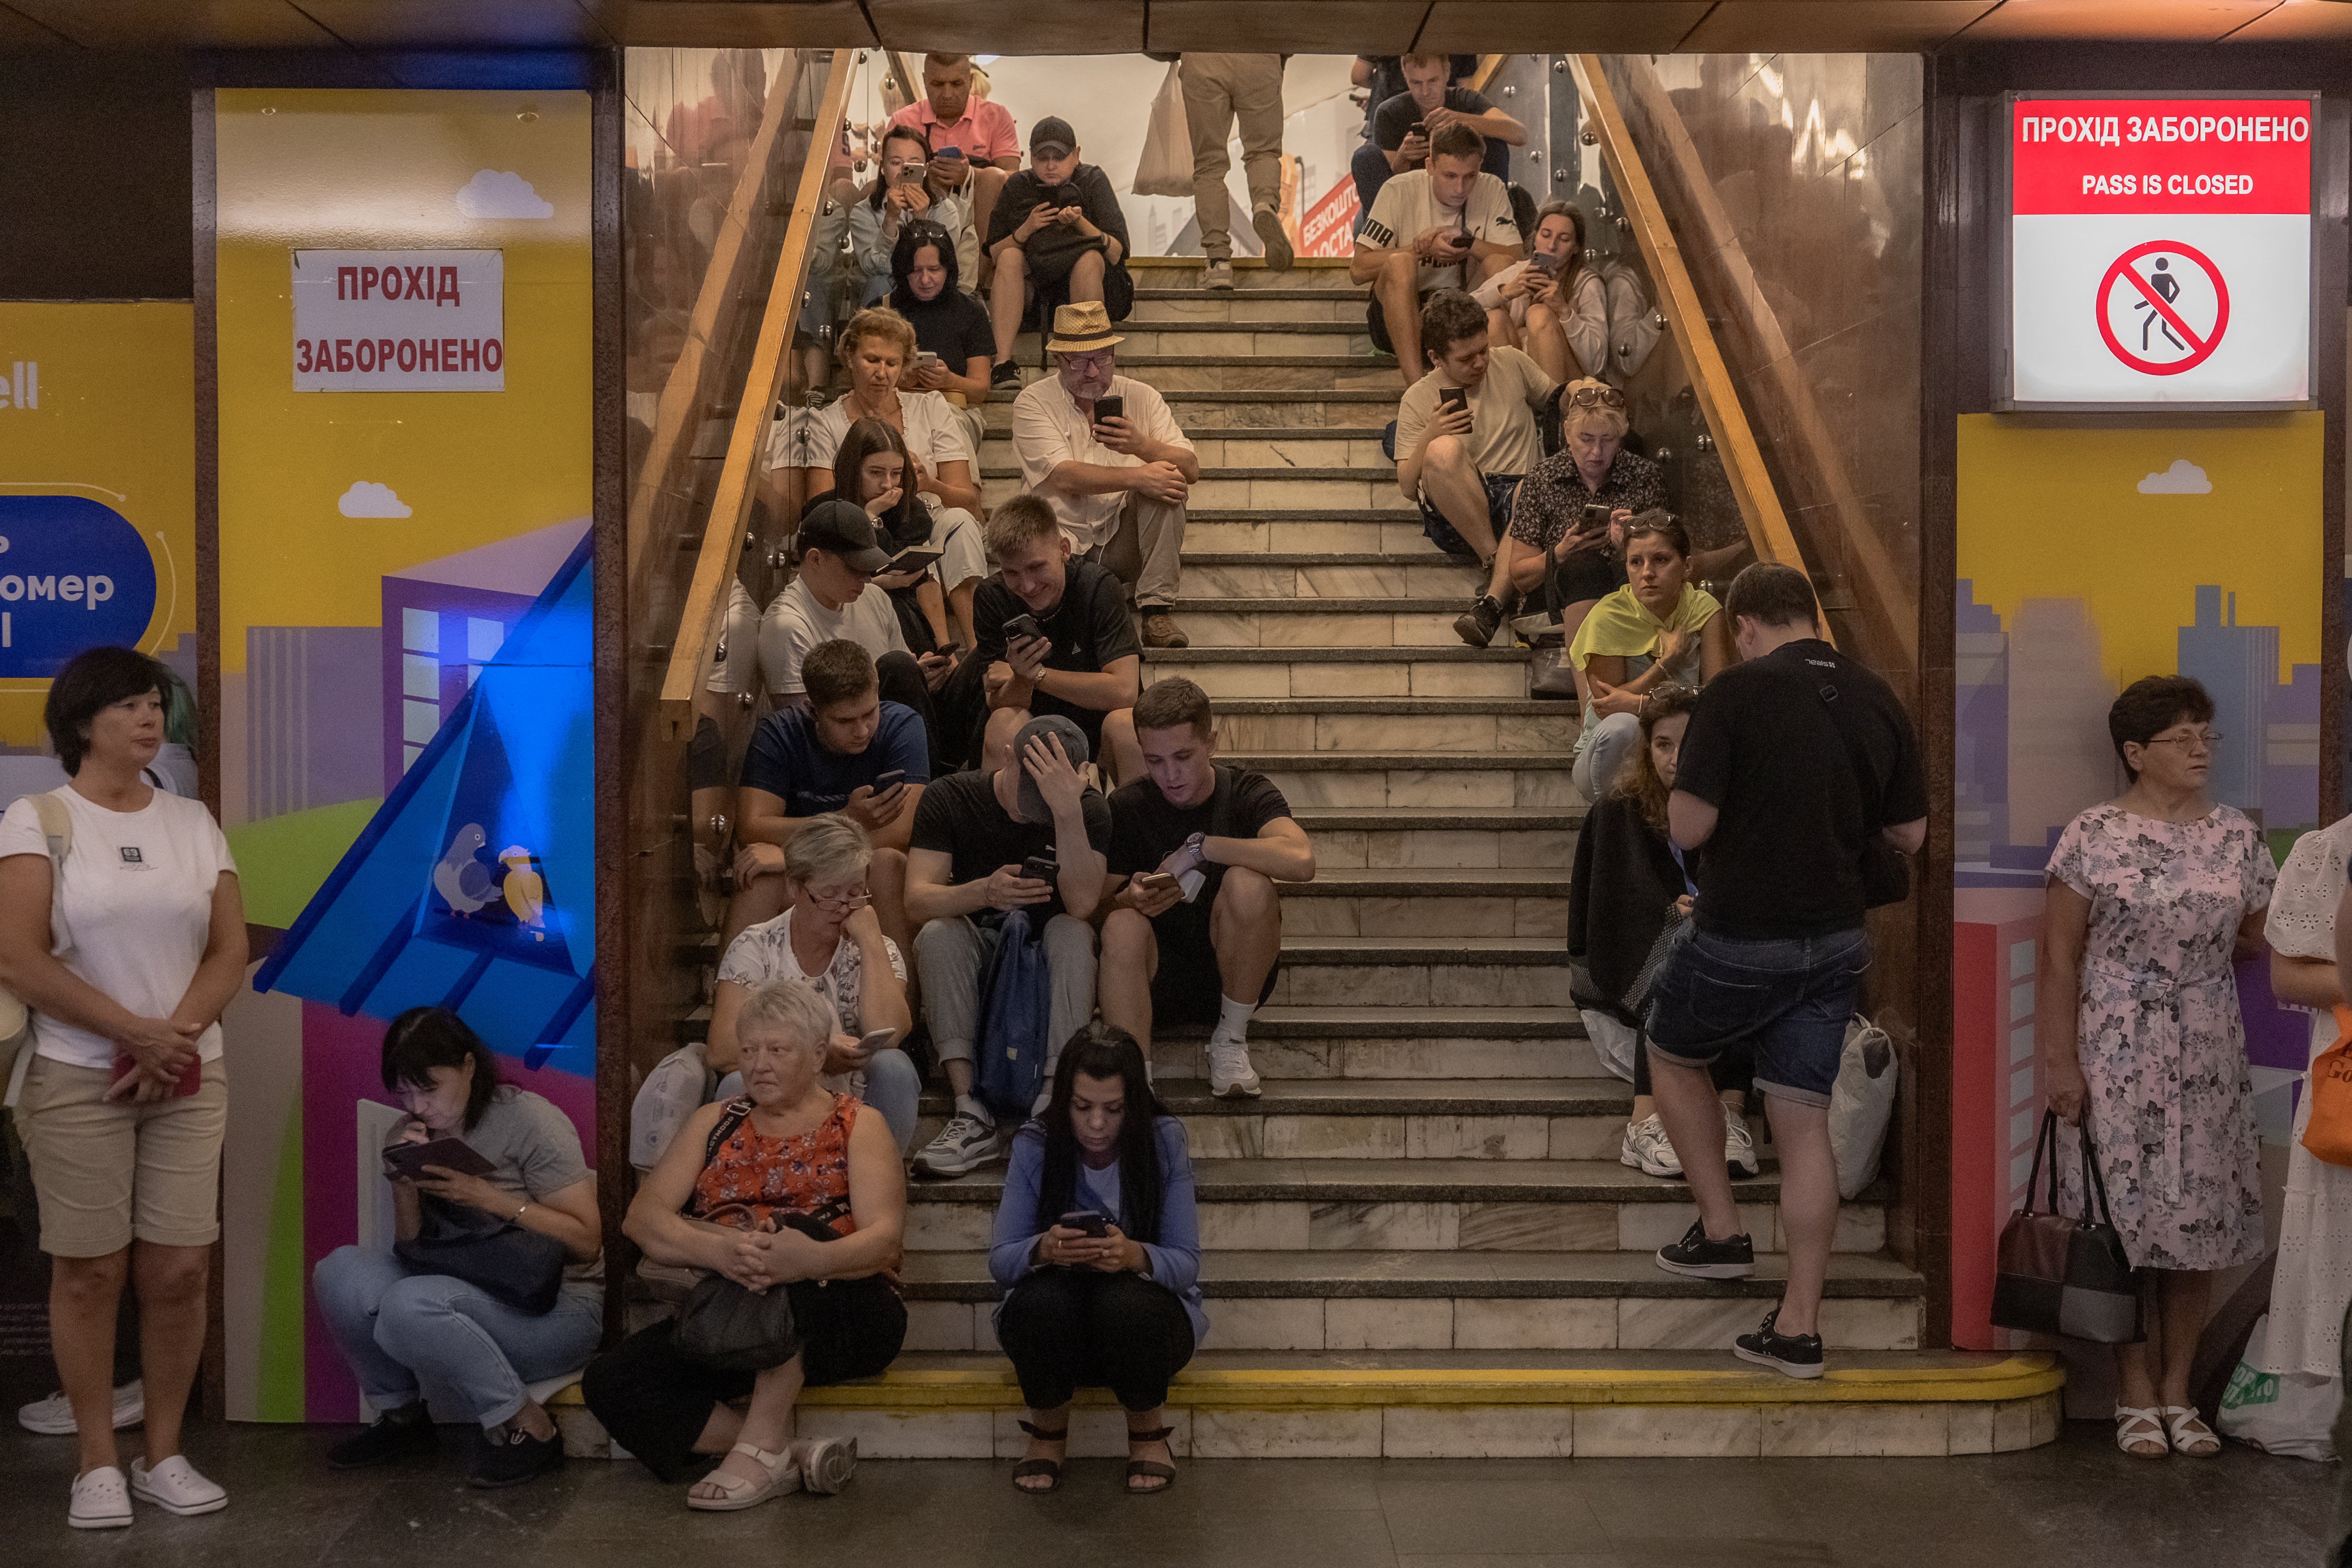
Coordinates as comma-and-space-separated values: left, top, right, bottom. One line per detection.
733, 639, 931, 950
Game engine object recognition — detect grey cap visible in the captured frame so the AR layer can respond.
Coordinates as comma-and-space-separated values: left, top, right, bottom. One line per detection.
1010, 713, 1091, 823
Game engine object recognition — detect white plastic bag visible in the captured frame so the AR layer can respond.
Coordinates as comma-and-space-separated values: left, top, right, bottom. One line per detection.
630, 1042, 715, 1173
1578, 1008, 1638, 1084
1132, 62, 1194, 198
2219, 1316, 2343, 1460
1827, 1014, 1897, 1200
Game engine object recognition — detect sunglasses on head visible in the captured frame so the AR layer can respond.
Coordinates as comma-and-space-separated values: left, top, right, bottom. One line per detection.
1564, 383, 1626, 410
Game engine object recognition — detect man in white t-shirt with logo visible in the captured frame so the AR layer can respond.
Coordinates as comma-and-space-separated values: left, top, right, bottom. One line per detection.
758, 498, 940, 750
1350, 122, 1522, 385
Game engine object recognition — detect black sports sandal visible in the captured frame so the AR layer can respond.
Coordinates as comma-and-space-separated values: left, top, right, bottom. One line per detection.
1011, 1418, 1067, 1493
1126, 1424, 1177, 1494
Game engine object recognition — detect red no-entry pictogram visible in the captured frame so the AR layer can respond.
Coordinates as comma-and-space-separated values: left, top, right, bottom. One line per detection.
2096, 240, 2229, 376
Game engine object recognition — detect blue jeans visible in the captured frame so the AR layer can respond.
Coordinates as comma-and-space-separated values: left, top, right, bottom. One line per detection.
1644, 926, 1869, 1107
715, 1044, 921, 1155
312, 1245, 603, 1429
1416, 469, 1523, 558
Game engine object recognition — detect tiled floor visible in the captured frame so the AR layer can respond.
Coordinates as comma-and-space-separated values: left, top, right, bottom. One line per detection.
2, 1419, 2335, 1567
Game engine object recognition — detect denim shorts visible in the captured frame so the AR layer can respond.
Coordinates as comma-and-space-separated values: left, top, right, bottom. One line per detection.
1644, 925, 1869, 1107
1417, 470, 1523, 557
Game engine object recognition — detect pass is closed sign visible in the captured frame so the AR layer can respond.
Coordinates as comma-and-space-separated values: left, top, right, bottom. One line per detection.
2006, 95, 2312, 409
290, 248, 505, 392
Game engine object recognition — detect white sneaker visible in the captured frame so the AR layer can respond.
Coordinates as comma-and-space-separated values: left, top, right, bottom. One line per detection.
912, 1111, 1000, 1178
130, 1455, 227, 1517
1202, 257, 1235, 292
1206, 1038, 1261, 1098
1622, 1113, 1683, 1178
69, 1466, 132, 1530
1724, 1108, 1762, 1179
20, 1379, 144, 1435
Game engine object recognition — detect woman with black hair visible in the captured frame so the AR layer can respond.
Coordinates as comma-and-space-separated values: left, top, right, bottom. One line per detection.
990, 1023, 1202, 1495
890, 217, 997, 457
847, 123, 977, 309
834, 414, 984, 660
311, 1008, 603, 1488
0, 645, 245, 1529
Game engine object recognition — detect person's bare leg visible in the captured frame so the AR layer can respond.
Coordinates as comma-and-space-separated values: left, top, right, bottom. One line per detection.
1015, 1403, 1069, 1491
53, 1251, 128, 1477
989, 246, 1029, 364
1760, 1095, 1836, 1338
1097, 910, 1160, 1061
723, 871, 791, 950
690, 1354, 805, 1499
869, 846, 912, 954
1375, 251, 1423, 382
1523, 301, 1571, 382
1485, 307, 1519, 350
1416, 434, 1499, 563
132, 1241, 209, 1468
971, 166, 1009, 290
690, 1399, 745, 1455
1099, 708, 1143, 787
2115, 1278, 2164, 1425
1209, 867, 1282, 1005
1651, 1055, 1738, 1239
1067, 248, 1106, 305
1126, 1405, 1175, 1493
2156, 1268, 2210, 1410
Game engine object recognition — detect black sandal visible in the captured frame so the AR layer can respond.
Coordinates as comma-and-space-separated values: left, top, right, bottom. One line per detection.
1011, 1419, 1067, 1493
1125, 1424, 1176, 1494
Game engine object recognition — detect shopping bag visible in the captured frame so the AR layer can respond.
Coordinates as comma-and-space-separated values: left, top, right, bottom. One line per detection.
1132, 62, 1194, 198
1827, 1015, 1898, 1200
2299, 1005, 2352, 1167
2217, 1315, 2342, 1459
1990, 1110, 2143, 1344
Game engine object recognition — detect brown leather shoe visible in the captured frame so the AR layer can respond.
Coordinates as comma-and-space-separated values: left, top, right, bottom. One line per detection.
1141, 612, 1189, 649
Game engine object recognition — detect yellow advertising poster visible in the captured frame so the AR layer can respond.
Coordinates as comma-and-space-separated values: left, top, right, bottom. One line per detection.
0, 302, 196, 766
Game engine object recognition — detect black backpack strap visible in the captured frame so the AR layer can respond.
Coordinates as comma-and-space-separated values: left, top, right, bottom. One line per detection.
702, 1097, 754, 1167
1808, 658, 1887, 840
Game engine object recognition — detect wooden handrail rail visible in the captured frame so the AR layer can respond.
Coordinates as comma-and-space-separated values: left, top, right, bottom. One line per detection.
658, 50, 856, 730
1568, 57, 1817, 607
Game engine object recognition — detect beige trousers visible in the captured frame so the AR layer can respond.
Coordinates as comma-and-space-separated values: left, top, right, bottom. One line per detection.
1182, 54, 1286, 261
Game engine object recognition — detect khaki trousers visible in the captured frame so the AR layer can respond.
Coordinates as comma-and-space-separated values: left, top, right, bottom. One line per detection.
1182, 54, 1285, 261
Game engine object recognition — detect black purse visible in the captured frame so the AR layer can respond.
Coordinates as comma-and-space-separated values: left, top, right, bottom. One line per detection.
669, 1101, 843, 1370
395, 1202, 568, 1316
1990, 1111, 2145, 1344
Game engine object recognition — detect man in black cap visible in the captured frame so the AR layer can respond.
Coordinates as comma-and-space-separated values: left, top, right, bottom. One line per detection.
984, 115, 1133, 388
905, 714, 1111, 1176
760, 496, 940, 746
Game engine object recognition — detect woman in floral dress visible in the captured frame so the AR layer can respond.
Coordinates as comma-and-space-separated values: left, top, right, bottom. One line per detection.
2038, 676, 2272, 1460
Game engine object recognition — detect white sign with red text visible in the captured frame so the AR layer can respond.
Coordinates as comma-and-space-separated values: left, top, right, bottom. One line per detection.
291, 249, 505, 392
2008, 96, 2311, 407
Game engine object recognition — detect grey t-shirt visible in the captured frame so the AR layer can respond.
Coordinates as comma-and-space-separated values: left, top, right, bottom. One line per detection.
436, 1085, 603, 1297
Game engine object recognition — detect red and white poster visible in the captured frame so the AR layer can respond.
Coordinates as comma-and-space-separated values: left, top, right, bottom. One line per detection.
290, 248, 505, 392
2007, 96, 2311, 407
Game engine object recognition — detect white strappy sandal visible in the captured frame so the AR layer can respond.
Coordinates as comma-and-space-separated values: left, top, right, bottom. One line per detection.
684, 1442, 799, 1510
2114, 1405, 2168, 1458
2162, 1405, 2221, 1457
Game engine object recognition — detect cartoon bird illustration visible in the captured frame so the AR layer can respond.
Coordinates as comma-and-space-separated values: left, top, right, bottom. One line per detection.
431, 823, 495, 914
500, 845, 548, 930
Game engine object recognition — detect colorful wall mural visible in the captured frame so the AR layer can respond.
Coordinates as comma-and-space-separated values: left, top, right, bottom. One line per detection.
1951, 412, 2322, 1349
211, 87, 592, 1421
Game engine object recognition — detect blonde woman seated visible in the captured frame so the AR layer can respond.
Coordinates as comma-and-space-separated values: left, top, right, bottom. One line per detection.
1564, 512, 1731, 802
583, 980, 906, 1510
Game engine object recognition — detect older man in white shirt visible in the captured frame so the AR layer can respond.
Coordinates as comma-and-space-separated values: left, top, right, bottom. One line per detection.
1009, 302, 1199, 649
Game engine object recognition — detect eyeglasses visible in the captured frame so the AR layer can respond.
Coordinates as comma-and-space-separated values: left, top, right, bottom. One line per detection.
1564, 383, 1626, 410
2144, 731, 2222, 751
802, 883, 873, 911
1059, 350, 1115, 370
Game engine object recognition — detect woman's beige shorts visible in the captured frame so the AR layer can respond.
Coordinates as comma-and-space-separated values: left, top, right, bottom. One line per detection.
17, 1054, 228, 1257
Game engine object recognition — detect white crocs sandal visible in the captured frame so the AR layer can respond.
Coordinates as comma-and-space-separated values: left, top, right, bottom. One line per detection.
70, 1465, 133, 1530
131, 1454, 228, 1516
2114, 1405, 2168, 1458
685, 1442, 799, 1511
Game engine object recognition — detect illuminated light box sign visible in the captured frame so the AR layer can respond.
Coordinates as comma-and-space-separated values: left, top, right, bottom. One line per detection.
2002, 94, 2313, 410
291, 248, 505, 391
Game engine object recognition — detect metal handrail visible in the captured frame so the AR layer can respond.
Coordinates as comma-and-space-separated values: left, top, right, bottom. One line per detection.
1567, 56, 1818, 606
658, 49, 856, 730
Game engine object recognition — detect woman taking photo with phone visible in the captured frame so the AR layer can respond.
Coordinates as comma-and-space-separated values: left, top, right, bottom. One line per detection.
1, 647, 245, 1529
847, 124, 975, 309
990, 1023, 1202, 1496
311, 1008, 603, 1488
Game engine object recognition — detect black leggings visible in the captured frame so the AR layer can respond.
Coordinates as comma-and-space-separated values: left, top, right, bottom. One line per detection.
1634, 1030, 1755, 1104
996, 1269, 1196, 1413
580, 1277, 905, 1483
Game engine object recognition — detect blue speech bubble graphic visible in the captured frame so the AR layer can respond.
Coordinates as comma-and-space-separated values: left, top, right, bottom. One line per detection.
0, 495, 161, 677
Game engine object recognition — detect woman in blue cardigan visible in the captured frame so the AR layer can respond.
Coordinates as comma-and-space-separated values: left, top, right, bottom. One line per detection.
988, 1023, 1202, 1496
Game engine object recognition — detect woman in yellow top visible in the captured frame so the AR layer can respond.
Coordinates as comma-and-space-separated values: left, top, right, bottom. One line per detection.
1566, 512, 1733, 803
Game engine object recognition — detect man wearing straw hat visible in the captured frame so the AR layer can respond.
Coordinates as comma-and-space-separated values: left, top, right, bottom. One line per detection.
1010, 301, 1199, 650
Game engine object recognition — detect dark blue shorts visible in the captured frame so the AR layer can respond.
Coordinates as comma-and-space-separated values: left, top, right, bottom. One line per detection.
1417, 470, 1523, 558
1644, 926, 1869, 1107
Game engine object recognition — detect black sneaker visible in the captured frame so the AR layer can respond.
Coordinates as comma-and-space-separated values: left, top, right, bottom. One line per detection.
1734, 1307, 1825, 1379
328, 1407, 438, 1469
1653, 1219, 1756, 1279
1453, 594, 1503, 648
470, 1423, 564, 1488
990, 359, 1023, 389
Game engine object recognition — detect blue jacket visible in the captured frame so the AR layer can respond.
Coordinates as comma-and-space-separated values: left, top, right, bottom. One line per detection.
986, 1115, 1207, 1343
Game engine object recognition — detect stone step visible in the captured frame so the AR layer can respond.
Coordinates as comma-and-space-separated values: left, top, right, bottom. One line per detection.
897, 1253, 1924, 1354
1278, 867, 1569, 941
978, 429, 1390, 469
1182, 552, 1480, 599
1180, 510, 1458, 557
903, 1156, 1890, 1257
1146, 647, 1533, 701
555, 1348, 2066, 1460
1211, 699, 1578, 759
975, 389, 1400, 433
1172, 597, 1484, 650
1294, 806, 1579, 875
1131, 288, 1376, 322
982, 468, 1409, 512
1141, 1006, 1598, 1083
1010, 357, 1397, 394
1014, 319, 1368, 359
1222, 755, 1573, 821
1129, 255, 1361, 288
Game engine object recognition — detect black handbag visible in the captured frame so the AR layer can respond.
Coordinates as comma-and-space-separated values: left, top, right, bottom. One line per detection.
395, 1202, 568, 1316
669, 1101, 842, 1370
1990, 1111, 2145, 1344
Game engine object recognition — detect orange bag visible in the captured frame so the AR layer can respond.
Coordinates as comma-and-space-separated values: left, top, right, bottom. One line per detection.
2299, 1005, 2352, 1167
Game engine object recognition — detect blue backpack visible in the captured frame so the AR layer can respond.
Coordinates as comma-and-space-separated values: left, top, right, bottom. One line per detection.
974, 908, 1053, 1119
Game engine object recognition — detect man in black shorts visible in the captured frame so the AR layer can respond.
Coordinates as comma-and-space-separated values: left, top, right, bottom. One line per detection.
1099, 678, 1317, 1097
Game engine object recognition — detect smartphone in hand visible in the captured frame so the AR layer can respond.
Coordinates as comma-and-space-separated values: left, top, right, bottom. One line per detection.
1057, 1210, 1110, 1238
1092, 394, 1125, 426
1003, 612, 1048, 643
1021, 854, 1060, 883
383, 1137, 498, 1182
1581, 502, 1613, 534
1437, 386, 1469, 415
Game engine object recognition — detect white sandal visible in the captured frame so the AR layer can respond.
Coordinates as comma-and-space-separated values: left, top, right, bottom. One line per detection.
2162, 1405, 2221, 1457
70, 1465, 133, 1529
684, 1442, 799, 1511
790, 1435, 858, 1495
2114, 1405, 2168, 1458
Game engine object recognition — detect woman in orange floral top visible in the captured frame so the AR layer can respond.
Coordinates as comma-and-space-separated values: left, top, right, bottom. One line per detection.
584, 980, 905, 1509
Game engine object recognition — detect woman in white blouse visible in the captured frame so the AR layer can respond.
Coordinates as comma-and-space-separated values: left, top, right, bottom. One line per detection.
0, 647, 246, 1529
1472, 200, 1607, 385
771, 306, 984, 521
2264, 814, 2352, 1389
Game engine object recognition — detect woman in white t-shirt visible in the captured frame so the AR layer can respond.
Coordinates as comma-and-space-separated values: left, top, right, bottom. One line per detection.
0, 647, 246, 1529
769, 306, 982, 520
706, 814, 920, 1153
1472, 200, 1608, 385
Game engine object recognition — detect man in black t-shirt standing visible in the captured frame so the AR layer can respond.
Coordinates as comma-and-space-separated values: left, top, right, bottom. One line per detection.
1352, 51, 1523, 220
965, 493, 1144, 784
1644, 564, 1927, 1381
1101, 679, 1315, 1098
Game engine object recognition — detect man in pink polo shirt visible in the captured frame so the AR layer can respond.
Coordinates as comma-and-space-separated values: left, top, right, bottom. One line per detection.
891, 53, 1020, 285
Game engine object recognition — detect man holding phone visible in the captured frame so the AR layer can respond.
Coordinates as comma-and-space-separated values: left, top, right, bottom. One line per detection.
1011, 302, 1198, 651
984, 118, 1133, 388
1100, 679, 1315, 1098
906, 716, 1112, 1176
732, 639, 929, 950
1355, 50, 1524, 216
1351, 122, 1522, 384
889, 52, 1021, 285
